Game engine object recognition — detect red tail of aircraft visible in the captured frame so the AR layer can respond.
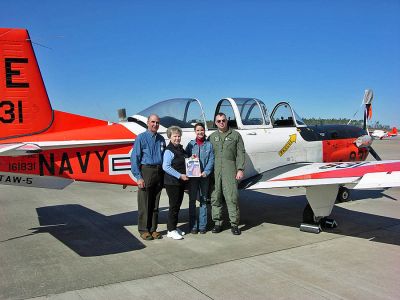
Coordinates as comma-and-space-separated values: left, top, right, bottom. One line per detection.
0, 28, 138, 189
387, 127, 398, 137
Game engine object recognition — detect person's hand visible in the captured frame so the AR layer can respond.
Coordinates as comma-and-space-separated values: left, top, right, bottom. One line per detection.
201, 172, 207, 178
235, 170, 244, 180
180, 174, 189, 181
137, 178, 145, 189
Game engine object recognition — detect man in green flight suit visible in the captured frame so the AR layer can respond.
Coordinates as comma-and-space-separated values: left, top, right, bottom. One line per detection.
209, 113, 245, 235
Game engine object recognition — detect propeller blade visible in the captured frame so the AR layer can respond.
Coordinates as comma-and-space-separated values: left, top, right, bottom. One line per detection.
368, 146, 381, 161
363, 89, 374, 105
363, 89, 373, 131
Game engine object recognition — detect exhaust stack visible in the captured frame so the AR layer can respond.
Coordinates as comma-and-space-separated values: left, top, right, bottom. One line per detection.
118, 108, 127, 122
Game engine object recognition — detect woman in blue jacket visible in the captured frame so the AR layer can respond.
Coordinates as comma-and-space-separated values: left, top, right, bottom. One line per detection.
185, 123, 214, 234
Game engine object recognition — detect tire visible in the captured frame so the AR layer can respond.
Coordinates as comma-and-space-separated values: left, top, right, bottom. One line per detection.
336, 187, 350, 203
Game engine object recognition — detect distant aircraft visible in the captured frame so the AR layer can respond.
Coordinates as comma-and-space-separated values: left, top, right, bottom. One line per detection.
371, 127, 398, 139
1, 28, 400, 233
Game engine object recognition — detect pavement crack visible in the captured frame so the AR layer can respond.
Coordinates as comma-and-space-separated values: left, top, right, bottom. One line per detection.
170, 273, 215, 300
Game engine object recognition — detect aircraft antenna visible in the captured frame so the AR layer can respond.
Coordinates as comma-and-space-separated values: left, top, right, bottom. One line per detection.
28, 35, 64, 50
95, 103, 111, 121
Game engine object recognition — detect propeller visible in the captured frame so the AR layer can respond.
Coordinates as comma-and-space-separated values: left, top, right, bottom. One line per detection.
368, 146, 382, 161
354, 134, 381, 161
361, 90, 382, 161
363, 89, 373, 131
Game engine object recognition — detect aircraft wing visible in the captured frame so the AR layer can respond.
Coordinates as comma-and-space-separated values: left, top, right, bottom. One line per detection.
0, 172, 74, 189
241, 161, 400, 190
0, 139, 134, 157
0, 143, 42, 156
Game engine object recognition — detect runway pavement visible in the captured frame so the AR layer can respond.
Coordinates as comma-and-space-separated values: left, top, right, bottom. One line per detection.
0, 137, 399, 299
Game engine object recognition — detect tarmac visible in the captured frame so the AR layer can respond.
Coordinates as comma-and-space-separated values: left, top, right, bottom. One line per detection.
0, 137, 399, 300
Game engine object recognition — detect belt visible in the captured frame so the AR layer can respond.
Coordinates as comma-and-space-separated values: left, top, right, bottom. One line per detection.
142, 164, 162, 168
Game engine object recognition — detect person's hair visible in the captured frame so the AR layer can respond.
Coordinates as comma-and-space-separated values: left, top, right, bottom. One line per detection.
167, 126, 182, 138
147, 114, 160, 122
214, 112, 226, 121
194, 122, 206, 138
194, 122, 205, 130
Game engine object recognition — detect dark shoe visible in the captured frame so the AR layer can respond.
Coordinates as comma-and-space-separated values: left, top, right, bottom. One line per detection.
140, 232, 154, 240
231, 226, 241, 235
212, 225, 222, 233
191, 229, 198, 234
199, 229, 206, 234
151, 231, 163, 239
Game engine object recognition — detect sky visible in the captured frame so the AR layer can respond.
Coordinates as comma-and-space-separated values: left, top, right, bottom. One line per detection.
2, 0, 399, 127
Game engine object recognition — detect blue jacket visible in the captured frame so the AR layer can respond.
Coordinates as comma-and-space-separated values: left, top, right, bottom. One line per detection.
130, 130, 166, 180
185, 140, 214, 176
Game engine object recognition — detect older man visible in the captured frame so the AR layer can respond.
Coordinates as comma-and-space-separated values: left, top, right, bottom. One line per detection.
209, 113, 245, 235
131, 114, 166, 240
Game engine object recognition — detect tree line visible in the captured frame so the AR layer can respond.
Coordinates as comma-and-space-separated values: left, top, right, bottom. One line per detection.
302, 118, 390, 129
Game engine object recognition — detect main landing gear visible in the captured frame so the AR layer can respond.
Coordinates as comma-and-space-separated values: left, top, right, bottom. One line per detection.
301, 204, 338, 234
336, 186, 350, 203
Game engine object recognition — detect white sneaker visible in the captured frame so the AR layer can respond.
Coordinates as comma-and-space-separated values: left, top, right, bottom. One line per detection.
167, 230, 183, 240
176, 228, 185, 236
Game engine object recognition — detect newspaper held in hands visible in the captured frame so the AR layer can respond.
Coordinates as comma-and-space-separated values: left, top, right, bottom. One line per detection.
186, 156, 201, 177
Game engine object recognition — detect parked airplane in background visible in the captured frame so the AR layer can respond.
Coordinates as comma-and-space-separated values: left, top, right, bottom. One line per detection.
1, 28, 400, 233
371, 127, 398, 139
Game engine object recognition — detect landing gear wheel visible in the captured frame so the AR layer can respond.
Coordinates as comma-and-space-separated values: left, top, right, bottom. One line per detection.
336, 186, 350, 203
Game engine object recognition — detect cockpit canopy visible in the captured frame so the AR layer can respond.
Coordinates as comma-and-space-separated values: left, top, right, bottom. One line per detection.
131, 97, 305, 130
133, 98, 206, 131
270, 102, 306, 127
212, 98, 271, 129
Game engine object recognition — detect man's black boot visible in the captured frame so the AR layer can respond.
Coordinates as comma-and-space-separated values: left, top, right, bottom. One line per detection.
212, 225, 222, 233
231, 226, 241, 235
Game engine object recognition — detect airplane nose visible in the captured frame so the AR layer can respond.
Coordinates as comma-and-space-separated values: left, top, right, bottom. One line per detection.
354, 135, 372, 148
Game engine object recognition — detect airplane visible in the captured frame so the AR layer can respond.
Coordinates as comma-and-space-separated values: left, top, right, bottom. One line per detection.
1, 28, 400, 233
371, 127, 398, 140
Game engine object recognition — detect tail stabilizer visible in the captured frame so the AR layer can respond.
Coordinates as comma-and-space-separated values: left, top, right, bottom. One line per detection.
0, 28, 53, 140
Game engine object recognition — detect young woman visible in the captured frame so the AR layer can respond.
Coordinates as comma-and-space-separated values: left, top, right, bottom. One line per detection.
163, 126, 189, 240
185, 123, 214, 234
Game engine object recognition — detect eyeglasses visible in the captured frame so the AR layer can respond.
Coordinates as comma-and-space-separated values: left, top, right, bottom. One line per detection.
216, 119, 227, 123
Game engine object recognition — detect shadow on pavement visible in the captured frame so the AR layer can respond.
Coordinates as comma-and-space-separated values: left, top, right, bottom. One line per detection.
30, 204, 146, 257
14, 188, 399, 256
239, 189, 400, 246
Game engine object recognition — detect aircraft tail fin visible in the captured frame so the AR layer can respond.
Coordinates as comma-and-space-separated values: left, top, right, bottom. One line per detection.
0, 28, 53, 140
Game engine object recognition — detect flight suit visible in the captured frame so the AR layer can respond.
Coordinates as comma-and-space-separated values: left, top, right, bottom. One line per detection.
209, 128, 245, 226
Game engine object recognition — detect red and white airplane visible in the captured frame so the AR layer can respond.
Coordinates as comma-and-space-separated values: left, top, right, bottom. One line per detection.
1, 28, 400, 232
371, 127, 398, 140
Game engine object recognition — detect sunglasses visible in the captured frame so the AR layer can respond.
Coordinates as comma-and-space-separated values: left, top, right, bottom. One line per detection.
216, 119, 227, 123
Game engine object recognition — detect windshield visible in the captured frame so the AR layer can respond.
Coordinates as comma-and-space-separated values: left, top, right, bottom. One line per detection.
294, 110, 306, 126
137, 98, 206, 128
